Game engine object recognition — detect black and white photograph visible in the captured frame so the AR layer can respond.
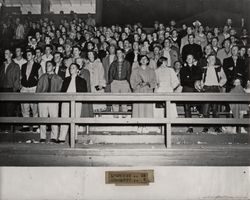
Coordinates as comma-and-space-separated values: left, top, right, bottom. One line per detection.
0, 0, 249, 199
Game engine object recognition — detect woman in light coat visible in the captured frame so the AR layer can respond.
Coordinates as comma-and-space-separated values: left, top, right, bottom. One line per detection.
85, 50, 106, 112
154, 57, 180, 118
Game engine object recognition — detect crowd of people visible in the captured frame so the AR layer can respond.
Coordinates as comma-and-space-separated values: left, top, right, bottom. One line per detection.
0, 14, 249, 143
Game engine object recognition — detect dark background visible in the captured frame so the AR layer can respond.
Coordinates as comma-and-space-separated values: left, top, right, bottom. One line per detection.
102, 0, 250, 28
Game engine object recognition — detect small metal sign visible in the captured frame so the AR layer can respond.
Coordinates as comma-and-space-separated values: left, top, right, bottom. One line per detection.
105, 170, 154, 186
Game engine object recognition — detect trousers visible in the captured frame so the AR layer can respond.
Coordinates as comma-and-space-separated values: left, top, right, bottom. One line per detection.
20, 86, 38, 127
59, 102, 82, 141
111, 80, 131, 112
38, 103, 59, 140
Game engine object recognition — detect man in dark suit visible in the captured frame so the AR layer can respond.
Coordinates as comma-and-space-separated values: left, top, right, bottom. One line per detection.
223, 45, 247, 92
58, 63, 87, 143
125, 41, 140, 67
0, 49, 20, 132
20, 48, 41, 132
182, 34, 203, 62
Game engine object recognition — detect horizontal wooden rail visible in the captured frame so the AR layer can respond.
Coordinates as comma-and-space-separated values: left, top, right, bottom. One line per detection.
0, 93, 249, 102
0, 117, 249, 125
0, 92, 249, 148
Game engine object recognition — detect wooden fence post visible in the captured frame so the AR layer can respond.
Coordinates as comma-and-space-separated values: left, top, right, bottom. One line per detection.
70, 100, 75, 148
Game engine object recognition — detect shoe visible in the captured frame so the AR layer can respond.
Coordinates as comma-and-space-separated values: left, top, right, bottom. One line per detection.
214, 127, 222, 133
19, 127, 30, 132
39, 139, 46, 143
49, 139, 57, 143
186, 128, 193, 133
57, 140, 65, 144
202, 128, 209, 133
32, 127, 40, 133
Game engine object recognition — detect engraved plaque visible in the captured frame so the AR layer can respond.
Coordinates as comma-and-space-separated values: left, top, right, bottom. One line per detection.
105, 170, 154, 186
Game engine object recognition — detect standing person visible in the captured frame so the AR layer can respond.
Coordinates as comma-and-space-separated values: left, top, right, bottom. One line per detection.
76, 57, 94, 118
198, 54, 227, 133
58, 63, 87, 144
108, 48, 131, 117
154, 57, 180, 119
85, 13, 96, 27
14, 18, 25, 45
20, 49, 41, 132
102, 44, 117, 93
162, 38, 179, 68
13, 47, 27, 69
182, 34, 203, 63
40, 45, 53, 75
53, 52, 67, 80
130, 55, 156, 133
125, 41, 141, 68
0, 49, 20, 132
173, 61, 183, 92
217, 39, 232, 65
36, 61, 63, 143
149, 44, 162, 70
85, 50, 106, 112
223, 45, 247, 92
180, 54, 202, 133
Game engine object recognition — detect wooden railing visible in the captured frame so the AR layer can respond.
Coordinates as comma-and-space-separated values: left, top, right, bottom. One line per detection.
0, 93, 249, 148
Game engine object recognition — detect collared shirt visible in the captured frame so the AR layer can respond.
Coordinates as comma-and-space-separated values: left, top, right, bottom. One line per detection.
109, 54, 115, 65
204, 66, 219, 86
67, 75, 76, 93
14, 58, 27, 69
217, 48, 231, 64
163, 48, 171, 67
4, 62, 10, 73
26, 62, 33, 80
55, 64, 60, 75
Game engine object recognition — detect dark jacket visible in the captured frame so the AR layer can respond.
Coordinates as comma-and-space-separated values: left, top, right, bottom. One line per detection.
182, 43, 203, 62
180, 64, 202, 88
223, 56, 247, 91
36, 73, 63, 93
198, 56, 221, 69
0, 61, 20, 91
55, 63, 67, 80
108, 60, 131, 84
61, 76, 87, 92
21, 61, 41, 88
125, 51, 140, 66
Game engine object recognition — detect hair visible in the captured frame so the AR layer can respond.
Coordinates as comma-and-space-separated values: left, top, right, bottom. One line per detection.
212, 36, 219, 42
188, 33, 195, 39
107, 44, 117, 53
15, 46, 24, 52
138, 55, 150, 65
222, 38, 231, 46
53, 51, 63, 58
70, 62, 80, 69
72, 45, 81, 51
35, 47, 43, 53
174, 60, 182, 67
87, 50, 98, 60
44, 44, 53, 51
46, 60, 55, 67
157, 56, 168, 68
116, 48, 125, 54
26, 48, 35, 55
